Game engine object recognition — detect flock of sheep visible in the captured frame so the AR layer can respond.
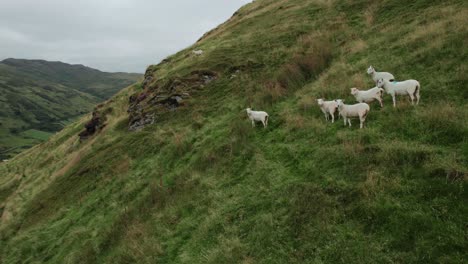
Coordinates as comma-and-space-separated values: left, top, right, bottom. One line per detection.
246, 66, 421, 129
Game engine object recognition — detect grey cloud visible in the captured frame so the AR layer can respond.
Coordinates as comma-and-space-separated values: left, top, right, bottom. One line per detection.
0, 0, 251, 73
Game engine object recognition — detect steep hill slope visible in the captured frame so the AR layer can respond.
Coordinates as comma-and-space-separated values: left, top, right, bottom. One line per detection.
0, 59, 141, 159
0, 0, 467, 263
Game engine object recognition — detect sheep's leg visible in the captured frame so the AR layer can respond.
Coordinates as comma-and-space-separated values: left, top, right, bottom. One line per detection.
409, 94, 415, 105
324, 113, 328, 121
378, 97, 383, 108
360, 117, 364, 129
392, 95, 396, 107
251, 120, 255, 127
261, 120, 266, 128
343, 117, 347, 126
348, 118, 352, 127
416, 88, 420, 105
331, 111, 335, 123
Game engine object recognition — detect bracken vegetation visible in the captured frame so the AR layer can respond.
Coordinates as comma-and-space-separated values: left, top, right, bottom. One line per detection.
0, 0, 467, 263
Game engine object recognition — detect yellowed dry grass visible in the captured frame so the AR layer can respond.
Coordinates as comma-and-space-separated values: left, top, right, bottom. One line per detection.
264, 81, 287, 101
377, 6, 468, 50
196, 0, 310, 44
363, 3, 378, 27
350, 73, 368, 89
314, 0, 334, 8
359, 169, 402, 198
297, 95, 317, 112
113, 156, 131, 176
308, 61, 357, 98
346, 39, 368, 54
416, 102, 463, 125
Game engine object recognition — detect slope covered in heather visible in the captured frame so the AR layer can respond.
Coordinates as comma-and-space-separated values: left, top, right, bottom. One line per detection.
0, 58, 141, 159
0, 0, 467, 263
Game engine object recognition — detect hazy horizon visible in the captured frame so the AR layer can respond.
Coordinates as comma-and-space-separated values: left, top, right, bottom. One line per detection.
0, 0, 251, 73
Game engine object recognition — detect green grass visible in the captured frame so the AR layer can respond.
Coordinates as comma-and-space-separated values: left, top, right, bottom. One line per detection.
0, 0, 467, 263
20, 129, 53, 141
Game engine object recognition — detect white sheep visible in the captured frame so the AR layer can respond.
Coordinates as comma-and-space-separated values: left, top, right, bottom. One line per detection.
192, 50, 204, 55
336, 99, 370, 129
317, 99, 338, 123
246, 108, 269, 128
350, 87, 385, 108
367, 66, 395, 84
377, 78, 420, 107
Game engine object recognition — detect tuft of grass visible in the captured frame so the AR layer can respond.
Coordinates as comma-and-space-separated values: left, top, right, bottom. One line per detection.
276, 38, 333, 92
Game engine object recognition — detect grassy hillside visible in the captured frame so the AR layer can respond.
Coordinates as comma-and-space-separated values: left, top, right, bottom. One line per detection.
0, 59, 142, 159
0, 0, 467, 263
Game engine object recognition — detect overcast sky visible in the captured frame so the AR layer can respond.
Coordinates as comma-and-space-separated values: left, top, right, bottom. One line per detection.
0, 0, 251, 73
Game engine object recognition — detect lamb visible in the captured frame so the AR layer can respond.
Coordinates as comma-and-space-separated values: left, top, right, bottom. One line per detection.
336, 99, 370, 129
317, 99, 338, 123
192, 50, 204, 55
246, 108, 269, 128
377, 78, 420, 107
367, 66, 395, 84
350, 87, 385, 108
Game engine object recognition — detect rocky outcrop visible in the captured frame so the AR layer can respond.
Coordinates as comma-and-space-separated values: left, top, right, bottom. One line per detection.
128, 113, 155, 131
127, 70, 218, 131
142, 76, 153, 89
78, 105, 111, 140
142, 67, 156, 89
78, 111, 101, 140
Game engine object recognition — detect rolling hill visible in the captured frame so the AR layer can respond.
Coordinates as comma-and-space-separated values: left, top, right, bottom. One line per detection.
0, 0, 467, 263
0, 58, 142, 159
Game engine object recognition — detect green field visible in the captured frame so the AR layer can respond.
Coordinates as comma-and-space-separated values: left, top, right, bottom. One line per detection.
0, 0, 467, 263
20, 129, 53, 141
0, 59, 142, 159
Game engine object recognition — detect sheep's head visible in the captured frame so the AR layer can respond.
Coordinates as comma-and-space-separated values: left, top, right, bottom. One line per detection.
350, 88, 359, 95
335, 99, 345, 108
377, 79, 385, 88
317, 98, 324, 105
367, 66, 375, 74
246, 108, 252, 113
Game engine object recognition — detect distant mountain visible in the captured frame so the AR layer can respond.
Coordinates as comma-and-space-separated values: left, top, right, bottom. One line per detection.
0, 58, 142, 158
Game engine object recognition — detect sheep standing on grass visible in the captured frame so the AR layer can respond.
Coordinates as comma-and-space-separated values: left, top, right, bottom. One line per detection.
192, 50, 204, 55
350, 87, 385, 107
317, 99, 338, 123
336, 99, 370, 129
246, 108, 269, 128
377, 78, 420, 107
367, 66, 395, 84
